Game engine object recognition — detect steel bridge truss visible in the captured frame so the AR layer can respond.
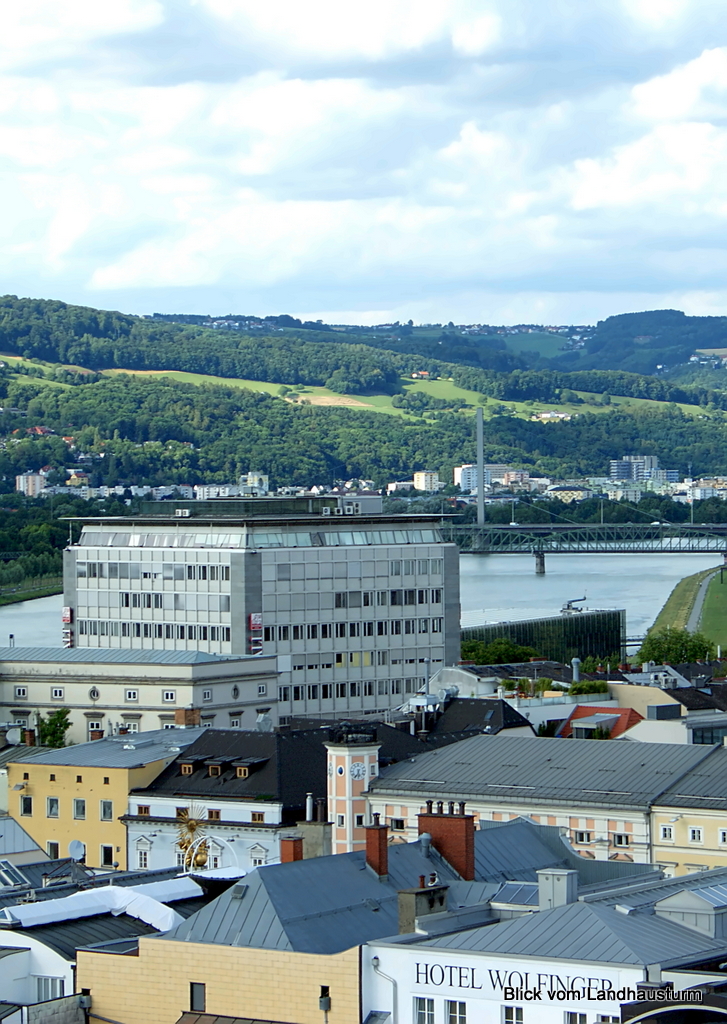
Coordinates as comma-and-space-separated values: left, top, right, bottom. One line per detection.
443, 522, 727, 555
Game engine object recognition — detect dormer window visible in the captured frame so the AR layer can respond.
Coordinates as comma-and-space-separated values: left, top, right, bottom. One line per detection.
208, 765, 221, 777
236, 766, 249, 779
180, 764, 193, 776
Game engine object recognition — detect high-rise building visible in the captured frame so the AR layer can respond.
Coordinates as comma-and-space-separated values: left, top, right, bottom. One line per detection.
63, 512, 460, 721
453, 464, 491, 492
609, 454, 659, 481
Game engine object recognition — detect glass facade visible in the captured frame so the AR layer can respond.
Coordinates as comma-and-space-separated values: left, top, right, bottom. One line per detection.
461, 608, 625, 662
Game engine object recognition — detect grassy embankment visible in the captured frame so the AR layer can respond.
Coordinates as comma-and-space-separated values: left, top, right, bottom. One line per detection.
0, 575, 63, 607
697, 571, 727, 648
649, 566, 723, 633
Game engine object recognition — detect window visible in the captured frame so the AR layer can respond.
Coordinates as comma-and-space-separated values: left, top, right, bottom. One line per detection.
76, 775, 83, 784
181, 763, 193, 775
613, 833, 629, 847
137, 848, 148, 869
414, 998, 434, 1024
574, 831, 590, 844
125, 689, 138, 702
503, 1010, 523, 1024
689, 827, 703, 844
335, 622, 347, 638
46, 797, 59, 818
258, 684, 267, 695
137, 805, 150, 817
176, 807, 188, 818
49, 774, 56, 782
278, 686, 290, 701
46, 841, 59, 859
20, 796, 32, 816
334, 592, 348, 608
236, 765, 249, 778
277, 625, 289, 641
104, 777, 109, 785
202, 689, 212, 702
719, 829, 727, 846
431, 588, 442, 603
101, 845, 114, 867
390, 818, 405, 831
208, 764, 221, 777
100, 800, 113, 821
565, 1015, 586, 1024
14, 686, 26, 699
208, 809, 221, 821
252, 811, 265, 823
37, 978, 64, 1002
660, 825, 674, 842
163, 690, 176, 702
404, 590, 416, 605
349, 622, 360, 637
418, 589, 428, 604
230, 718, 240, 728
73, 799, 86, 820
355, 814, 365, 828
51, 687, 64, 699
446, 1002, 466, 1024
337, 814, 345, 828
292, 625, 304, 640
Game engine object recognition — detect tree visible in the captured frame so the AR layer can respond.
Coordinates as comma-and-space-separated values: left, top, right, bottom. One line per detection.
461, 637, 541, 664
38, 708, 71, 747
637, 626, 716, 665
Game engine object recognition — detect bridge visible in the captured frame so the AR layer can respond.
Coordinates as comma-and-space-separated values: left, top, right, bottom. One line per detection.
441, 522, 727, 572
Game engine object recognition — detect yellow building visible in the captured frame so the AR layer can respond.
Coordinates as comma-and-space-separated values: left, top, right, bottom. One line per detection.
7, 728, 205, 869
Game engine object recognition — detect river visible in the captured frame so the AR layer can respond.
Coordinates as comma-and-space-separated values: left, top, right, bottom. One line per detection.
0, 553, 719, 648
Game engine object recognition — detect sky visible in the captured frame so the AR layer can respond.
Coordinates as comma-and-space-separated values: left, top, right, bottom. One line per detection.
3, 0, 727, 325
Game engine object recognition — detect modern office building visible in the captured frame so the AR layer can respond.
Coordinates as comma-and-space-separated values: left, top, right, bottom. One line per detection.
461, 607, 625, 662
63, 513, 460, 721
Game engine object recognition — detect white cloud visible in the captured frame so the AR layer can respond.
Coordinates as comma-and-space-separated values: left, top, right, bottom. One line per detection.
1, 1, 727, 321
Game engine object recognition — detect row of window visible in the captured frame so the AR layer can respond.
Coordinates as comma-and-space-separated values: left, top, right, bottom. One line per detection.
77, 561, 231, 580
415, 1005, 616, 1024
332, 589, 442, 608
135, 805, 266, 823
78, 621, 232, 641
21, 796, 113, 820
46, 839, 116, 868
12, 685, 261, 703
573, 830, 631, 847
660, 824, 727, 845
279, 678, 426, 702
266, 618, 443, 642
79, 527, 442, 548
115, 593, 231, 611
274, 558, 443, 581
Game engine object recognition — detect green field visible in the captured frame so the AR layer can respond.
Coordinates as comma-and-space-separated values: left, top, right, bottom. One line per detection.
697, 571, 727, 648
649, 565, 723, 633
501, 331, 571, 359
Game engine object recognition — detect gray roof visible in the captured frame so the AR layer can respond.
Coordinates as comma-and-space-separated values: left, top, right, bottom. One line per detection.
370, 734, 717, 810
415, 900, 727, 967
0, 648, 241, 665
656, 746, 727, 808
583, 865, 727, 911
0, 816, 43, 857
0, 746, 52, 768
161, 822, 659, 955
24, 911, 160, 960
491, 882, 539, 907
16, 727, 208, 768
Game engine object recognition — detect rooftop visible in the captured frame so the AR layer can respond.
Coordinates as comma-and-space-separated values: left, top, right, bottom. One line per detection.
14, 727, 208, 769
0, 648, 244, 665
655, 747, 727, 809
369, 733, 716, 810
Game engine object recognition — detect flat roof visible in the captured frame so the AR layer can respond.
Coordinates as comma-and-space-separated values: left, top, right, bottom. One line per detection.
66, 514, 444, 526
0, 648, 257, 666
14, 727, 207, 768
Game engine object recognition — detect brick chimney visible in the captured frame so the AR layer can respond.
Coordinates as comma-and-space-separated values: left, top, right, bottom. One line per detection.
89, 729, 104, 741
280, 836, 304, 863
24, 728, 36, 747
417, 800, 475, 881
365, 812, 389, 879
175, 707, 201, 728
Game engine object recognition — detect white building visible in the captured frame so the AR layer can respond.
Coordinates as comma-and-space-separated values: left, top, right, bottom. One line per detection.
15, 474, 47, 497
63, 513, 460, 722
453, 465, 491, 492
413, 471, 442, 492
0, 648, 279, 742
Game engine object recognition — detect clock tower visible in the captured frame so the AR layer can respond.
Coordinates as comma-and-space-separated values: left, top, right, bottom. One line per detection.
325, 723, 381, 854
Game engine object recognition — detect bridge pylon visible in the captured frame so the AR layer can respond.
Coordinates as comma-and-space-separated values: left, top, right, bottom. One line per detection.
534, 551, 545, 575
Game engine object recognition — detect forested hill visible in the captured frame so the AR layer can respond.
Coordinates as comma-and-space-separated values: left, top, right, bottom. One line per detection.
3, 295, 727, 411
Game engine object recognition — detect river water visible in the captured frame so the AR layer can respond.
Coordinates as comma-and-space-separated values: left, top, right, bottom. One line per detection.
0, 553, 719, 648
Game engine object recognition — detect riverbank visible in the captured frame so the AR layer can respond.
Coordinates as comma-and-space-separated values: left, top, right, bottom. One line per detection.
0, 576, 62, 608
647, 564, 723, 633
697, 571, 727, 649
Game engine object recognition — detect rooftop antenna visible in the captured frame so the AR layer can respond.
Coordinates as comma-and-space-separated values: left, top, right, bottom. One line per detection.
476, 406, 485, 526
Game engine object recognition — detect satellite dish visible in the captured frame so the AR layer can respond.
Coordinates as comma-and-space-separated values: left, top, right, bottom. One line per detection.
5, 728, 21, 745
68, 840, 85, 861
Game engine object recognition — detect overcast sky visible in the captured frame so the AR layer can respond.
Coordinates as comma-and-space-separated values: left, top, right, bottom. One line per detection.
3, 0, 727, 325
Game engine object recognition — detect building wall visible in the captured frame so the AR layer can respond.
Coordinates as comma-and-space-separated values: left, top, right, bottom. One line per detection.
651, 807, 727, 876
607, 684, 683, 718
0, 657, 278, 742
77, 937, 360, 1024
7, 759, 168, 869
365, 793, 651, 862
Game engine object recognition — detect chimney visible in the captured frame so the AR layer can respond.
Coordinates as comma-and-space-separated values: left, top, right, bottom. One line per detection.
398, 880, 449, 934
175, 707, 201, 728
306, 792, 314, 822
24, 728, 36, 747
417, 801, 475, 881
365, 812, 389, 879
315, 797, 327, 823
89, 729, 104, 741
280, 837, 304, 863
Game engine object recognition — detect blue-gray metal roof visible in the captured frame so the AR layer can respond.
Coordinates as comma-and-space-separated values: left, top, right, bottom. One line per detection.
583, 865, 727, 910
370, 734, 717, 810
16, 728, 207, 768
0, 648, 241, 665
656, 746, 727, 808
416, 901, 727, 967
491, 882, 539, 907
689, 884, 727, 908
0, 816, 43, 857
